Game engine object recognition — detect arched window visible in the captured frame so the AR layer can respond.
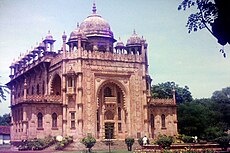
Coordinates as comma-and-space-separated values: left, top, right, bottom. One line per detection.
68, 77, 73, 87
52, 113, 57, 128
37, 112, 43, 128
37, 84, 40, 95
117, 92, 121, 103
150, 114, 154, 128
104, 87, 112, 97
161, 114, 166, 128
31, 86, 34, 95
51, 74, 61, 95
42, 81, 45, 95
118, 107, 122, 120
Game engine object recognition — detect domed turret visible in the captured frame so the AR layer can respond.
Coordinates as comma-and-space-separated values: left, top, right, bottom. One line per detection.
79, 3, 115, 40
116, 37, 125, 48
126, 30, 142, 47
115, 37, 125, 54
69, 23, 87, 42
45, 30, 54, 40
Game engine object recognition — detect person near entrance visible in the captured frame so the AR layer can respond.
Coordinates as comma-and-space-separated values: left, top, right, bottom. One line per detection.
142, 136, 148, 146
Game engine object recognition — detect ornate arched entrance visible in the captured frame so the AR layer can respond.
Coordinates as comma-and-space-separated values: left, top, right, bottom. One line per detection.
96, 81, 127, 139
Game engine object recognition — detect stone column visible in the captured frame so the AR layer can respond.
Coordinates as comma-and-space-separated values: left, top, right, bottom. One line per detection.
11, 86, 15, 106
22, 106, 28, 140
23, 79, 27, 100
114, 109, 118, 139
77, 73, 83, 136
99, 105, 105, 139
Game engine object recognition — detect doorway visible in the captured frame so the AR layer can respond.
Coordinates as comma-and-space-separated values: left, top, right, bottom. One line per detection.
105, 122, 114, 139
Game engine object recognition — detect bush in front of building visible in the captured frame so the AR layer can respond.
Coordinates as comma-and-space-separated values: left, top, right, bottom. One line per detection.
81, 135, 96, 153
55, 136, 73, 150
138, 137, 150, 146
18, 135, 56, 151
215, 135, 230, 151
156, 135, 173, 149
125, 137, 135, 151
180, 134, 194, 143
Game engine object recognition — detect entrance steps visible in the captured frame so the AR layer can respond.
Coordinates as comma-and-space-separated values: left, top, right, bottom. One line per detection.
64, 140, 140, 151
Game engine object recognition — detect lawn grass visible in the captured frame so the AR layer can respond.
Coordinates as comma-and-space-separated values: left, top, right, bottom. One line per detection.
59, 150, 131, 153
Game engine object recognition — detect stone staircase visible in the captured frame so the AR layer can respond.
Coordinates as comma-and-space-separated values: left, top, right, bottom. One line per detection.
64, 140, 141, 152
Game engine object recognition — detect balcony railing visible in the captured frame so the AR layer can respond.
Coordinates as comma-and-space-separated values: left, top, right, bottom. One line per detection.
14, 95, 62, 104
104, 97, 117, 104
67, 87, 75, 94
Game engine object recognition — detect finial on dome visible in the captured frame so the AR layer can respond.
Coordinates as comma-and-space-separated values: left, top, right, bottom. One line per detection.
133, 29, 136, 35
92, 2, 97, 14
77, 22, 79, 28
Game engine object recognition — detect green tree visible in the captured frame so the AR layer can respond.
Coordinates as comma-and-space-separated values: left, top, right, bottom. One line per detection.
0, 76, 9, 103
0, 85, 7, 103
178, 0, 230, 56
212, 87, 230, 103
211, 87, 230, 129
0, 113, 11, 126
125, 137, 135, 151
178, 99, 226, 140
81, 135, 96, 153
152, 81, 193, 104
156, 135, 173, 149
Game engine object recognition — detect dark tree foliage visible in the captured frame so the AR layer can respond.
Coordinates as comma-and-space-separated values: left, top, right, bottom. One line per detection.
178, 0, 230, 57
0, 85, 7, 103
0, 76, 9, 103
211, 87, 230, 129
0, 113, 11, 126
211, 87, 230, 103
151, 81, 193, 104
178, 99, 226, 140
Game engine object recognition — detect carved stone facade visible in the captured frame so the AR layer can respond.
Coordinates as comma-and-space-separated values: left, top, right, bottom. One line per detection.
7, 4, 177, 142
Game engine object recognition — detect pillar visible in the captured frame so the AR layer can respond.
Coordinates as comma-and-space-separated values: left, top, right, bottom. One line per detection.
77, 73, 83, 136
23, 79, 27, 100
22, 106, 28, 140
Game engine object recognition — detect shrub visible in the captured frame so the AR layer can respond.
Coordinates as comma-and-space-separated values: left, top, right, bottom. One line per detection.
18, 135, 56, 151
81, 135, 96, 152
125, 137, 135, 151
55, 136, 73, 150
181, 135, 194, 143
156, 135, 173, 149
215, 135, 230, 151
138, 137, 143, 146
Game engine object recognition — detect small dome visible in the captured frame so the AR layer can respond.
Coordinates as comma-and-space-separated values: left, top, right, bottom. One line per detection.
126, 30, 142, 46
116, 37, 124, 47
45, 31, 53, 40
69, 24, 87, 41
79, 3, 114, 38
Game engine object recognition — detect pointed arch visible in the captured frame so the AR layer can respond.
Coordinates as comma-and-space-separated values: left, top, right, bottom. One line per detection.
37, 112, 43, 128
52, 113, 57, 128
50, 73, 61, 95
96, 79, 127, 111
161, 114, 166, 128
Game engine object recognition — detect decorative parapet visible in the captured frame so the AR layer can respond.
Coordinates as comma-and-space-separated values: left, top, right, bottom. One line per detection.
9, 54, 55, 81
13, 95, 62, 105
65, 49, 144, 63
148, 98, 176, 106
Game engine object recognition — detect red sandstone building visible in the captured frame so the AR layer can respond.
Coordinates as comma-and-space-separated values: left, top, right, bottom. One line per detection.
7, 4, 177, 142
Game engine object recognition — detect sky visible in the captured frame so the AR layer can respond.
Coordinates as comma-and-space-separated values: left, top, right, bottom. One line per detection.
0, 0, 230, 115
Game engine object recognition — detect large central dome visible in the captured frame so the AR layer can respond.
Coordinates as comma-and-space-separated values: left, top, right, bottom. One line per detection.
79, 3, 114, 38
